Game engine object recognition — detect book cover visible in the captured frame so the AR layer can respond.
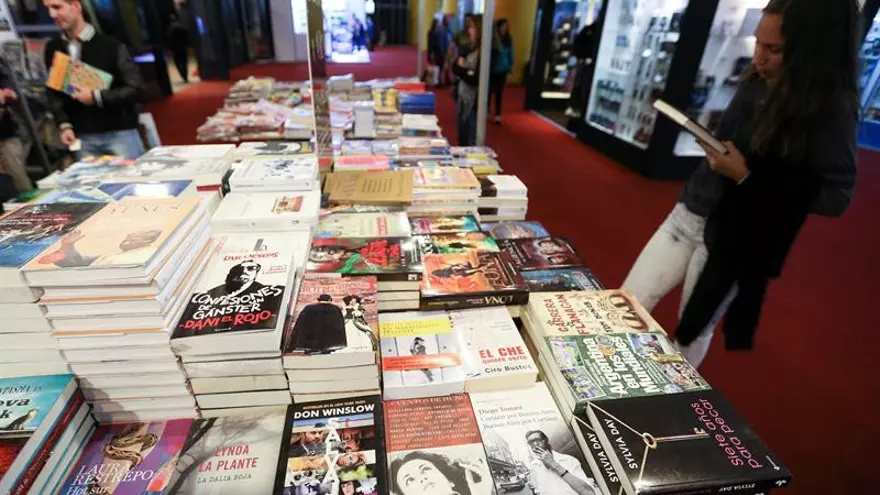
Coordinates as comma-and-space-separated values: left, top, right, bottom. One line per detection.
229, 158, 318, 186
587, 390, 791, 494
470, 383, 602, 495
140, 145, 235, 161
307, 238, 424, 282
327, 170, 414, 206
314, 212, 412, 239
0, 203, 103, 268
526, 290, 665, 337
379, 312, 465, 395
284, 395, 385, 495
211, 191, 320, 231
420, 251, 528, 310
384, 395, 493, 495
24, 197, 200, 271
173, 234, 296, 339
56, 158, 228, 189
46, 51, 112, 96
59, 419, 194, 494
523, 268, 604, 292
413, 168, 480, 190
163, 409, 290, 494
284, 277, 378, 356
548, 333, 710, 412
335, 155, 391, 170
449, 307, 537, 390
38, 180, 194, 204
235, 141, 315, 156
0, 375, 75, 434
480, 221, 550, 239
0, 437, 28, 479
570, 415, 624, 495
479, 175, 527, 198
498, 237, 582, 271
421, 233, 499, 254
410, 216, 480, 235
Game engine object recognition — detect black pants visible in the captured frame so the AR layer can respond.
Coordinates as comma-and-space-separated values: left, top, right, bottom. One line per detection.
489, 73, 506, 117
170, 30, 190, 83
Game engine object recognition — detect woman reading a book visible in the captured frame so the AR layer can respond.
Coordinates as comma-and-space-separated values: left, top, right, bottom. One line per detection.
623, 0, 859, 367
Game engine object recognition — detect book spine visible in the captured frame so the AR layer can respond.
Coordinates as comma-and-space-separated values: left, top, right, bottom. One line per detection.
420, 289, 529, 311
10, 392, 85, 495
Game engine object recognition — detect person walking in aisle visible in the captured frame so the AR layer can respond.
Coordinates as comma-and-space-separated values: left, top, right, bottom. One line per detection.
168, 1, 190, 84
43, 0, 146, 159
427, 18, 447, 86
489, 19, 513, 124
452, 15, 482, 146
0, 68, 32, 194
623, 0, 858, 368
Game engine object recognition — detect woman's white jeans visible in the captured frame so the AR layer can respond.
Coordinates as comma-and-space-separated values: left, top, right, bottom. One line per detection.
623, 203, 736, 367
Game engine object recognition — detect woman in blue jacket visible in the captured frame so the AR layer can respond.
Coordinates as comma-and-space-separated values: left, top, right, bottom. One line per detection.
489, 19, 513, 124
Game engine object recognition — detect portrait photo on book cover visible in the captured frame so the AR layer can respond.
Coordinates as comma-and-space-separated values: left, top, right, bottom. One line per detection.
388, 445, 493, 495
289, 292, 378, 354
40, 227, 164, 268
480, 425, 600, 495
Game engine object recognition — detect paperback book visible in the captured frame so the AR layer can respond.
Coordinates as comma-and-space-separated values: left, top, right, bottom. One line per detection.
570, 415, 624, 495
37, 180, 195, 204
307, 238, 424, 282
384, 395, 494, 495
420, 233, 499, 253
0, 203, 103, 268
419, 251, 528, 310
228, 158, 320, 192
46, 51, 112, 96
163, 409, 291, 494
284, 395, 385, 495
210, 191, 321, 232
523, 268, 604, 292
547, 332, 710, 414
140, 145, 235, 161
314, 212, 412, 239
409, 216, 479, 235
470, 383, 602, 495
479, 175, 527, 198
413, 167, 481, 190
235, 141, 315, 157
480, 221, 550, 239
586, 390, 792, 494
498, 237, 582, 271
525, 290, 665, 337
284, 277, 379, 359
59, 419, 194, 494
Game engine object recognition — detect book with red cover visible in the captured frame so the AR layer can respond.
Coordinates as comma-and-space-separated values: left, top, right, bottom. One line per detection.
497, 237, 583, 271
307, 238, 424, 282
419, 251, 528, 310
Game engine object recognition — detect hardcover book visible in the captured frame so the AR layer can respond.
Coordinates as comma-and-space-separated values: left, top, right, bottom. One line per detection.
284, 395, 385, 495
409, 216, 480, 235
23, 197, 200, 272
421, 233, 499, 253
46, 51, 112, 96
450, 307, 537, 392
173, 234, 298, 340
480, 221, 550, 239
59, 419, 194, 494
470, 383, 602, 495
228, 158, 319, 191
163, 409, 290, 494
498, 237, 582, 271
235, 141, 315, 157
419, 251, 528, 310
0, 203, 103, 268
284, 277, 379, 358
525, 290, 664, 338
307, 238, 424, 282
384, 395, 494, 495
314, 212, 412, 239
586, 390, 792, 494
38, 180, 195, 204
523, 268, 604, 292
379, 312, 465, 399
55, 158, 229, 189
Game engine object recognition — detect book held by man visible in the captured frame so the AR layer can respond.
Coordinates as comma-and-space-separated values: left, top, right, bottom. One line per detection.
46, 51, 112, 97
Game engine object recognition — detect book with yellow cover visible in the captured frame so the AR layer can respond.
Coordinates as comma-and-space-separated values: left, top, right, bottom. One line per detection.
328, 170, 414, 206
45, 51, 113, 97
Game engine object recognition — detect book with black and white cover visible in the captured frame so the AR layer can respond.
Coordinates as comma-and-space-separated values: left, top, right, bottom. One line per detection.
235, 141, 316, 157
140, 144, 236, 160
163, 408, 292, 494
285, 395, 385, 495
570, 414, 624, 495
228, 157, 320, 192
171, 234, 302, 354
470, 383, 602, 495
314, 212, 412, 239
210, 191, 321, 232
586, 390, 791, 494
384, 395, 493, 495
480, 174, 527, 198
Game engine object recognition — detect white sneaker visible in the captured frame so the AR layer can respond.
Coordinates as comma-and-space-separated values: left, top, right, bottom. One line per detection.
494, 116, 501, 124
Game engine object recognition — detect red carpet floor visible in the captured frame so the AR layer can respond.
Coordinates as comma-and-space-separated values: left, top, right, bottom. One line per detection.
146, 47, 877, 494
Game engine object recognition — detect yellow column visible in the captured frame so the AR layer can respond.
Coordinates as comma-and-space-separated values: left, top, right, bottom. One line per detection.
410, 0, 441, 46
489, 0, 537, 84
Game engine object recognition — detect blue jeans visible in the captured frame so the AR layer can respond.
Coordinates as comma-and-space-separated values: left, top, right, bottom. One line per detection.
457, 105, 477, 146
78, 129, 146, 160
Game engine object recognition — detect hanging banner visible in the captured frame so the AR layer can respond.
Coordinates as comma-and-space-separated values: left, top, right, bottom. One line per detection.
306, 0, 333, 173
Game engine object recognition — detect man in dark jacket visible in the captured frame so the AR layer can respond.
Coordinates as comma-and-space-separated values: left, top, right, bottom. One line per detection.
43, 0, 145, 159
0, 69, 31, 193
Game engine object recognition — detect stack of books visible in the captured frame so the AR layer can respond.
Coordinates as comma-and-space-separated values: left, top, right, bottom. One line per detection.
0, 203, 103, 378
282, 277, 381, 402
171, 233, 310, 416
401, 113, 441, 136
354, 100, 376, 137
0, 374, 93, 495
410, 167, 481, 216
21, 198, 209, 423
397, 136, 451, 164
132, 144, 237, 190
479, 174, 529, 221
334, 154, 393, 172
227, 156, 321, 192
211, 190, 322, 233
398, 91, 436, 114
307, 236, 425, 311
451, 145, 503, 176
232, 140, 316, 159
498, 236, 584, 273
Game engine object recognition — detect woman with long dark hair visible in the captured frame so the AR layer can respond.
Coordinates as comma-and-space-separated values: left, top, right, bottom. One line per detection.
489, 19, 513, 123
452, 15, 483, 146
623, 0, 859, 366
389, 450, 488, 495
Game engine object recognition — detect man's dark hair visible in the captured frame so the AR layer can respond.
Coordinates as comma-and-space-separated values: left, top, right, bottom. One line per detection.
525, 430, 549, 443
317, 294, 333, 302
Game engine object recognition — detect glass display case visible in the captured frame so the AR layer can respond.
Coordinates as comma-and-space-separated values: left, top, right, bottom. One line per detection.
673, 0, 765, 156
541, 0, 604, 100
585, 0, 689, 149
